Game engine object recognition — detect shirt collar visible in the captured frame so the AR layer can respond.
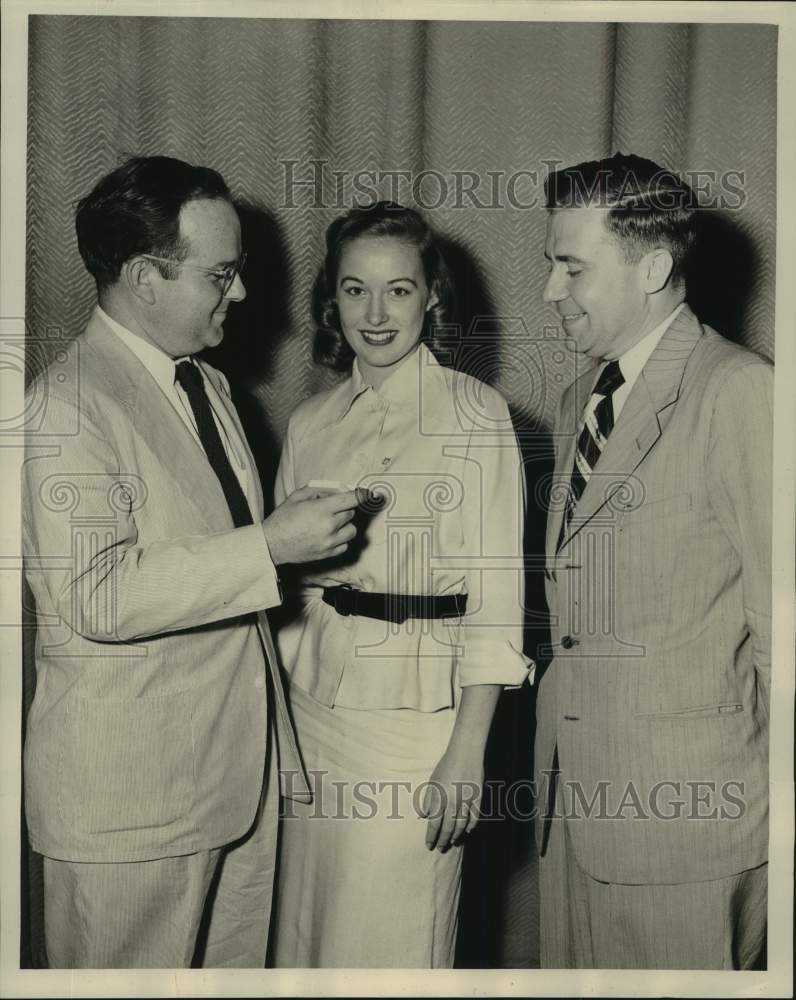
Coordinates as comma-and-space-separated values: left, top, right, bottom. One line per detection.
96, 305, 191, 395
332, 342, 443, 423
616, 301, 686, 387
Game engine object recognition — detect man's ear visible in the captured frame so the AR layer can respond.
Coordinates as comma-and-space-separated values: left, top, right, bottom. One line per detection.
641, 248, 674, 294
123, 257, 157, 305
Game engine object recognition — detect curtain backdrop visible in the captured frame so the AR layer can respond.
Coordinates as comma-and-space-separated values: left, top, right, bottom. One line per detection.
23, 14, 777, 968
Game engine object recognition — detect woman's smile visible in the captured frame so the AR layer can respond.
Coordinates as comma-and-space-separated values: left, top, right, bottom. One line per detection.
358, 328, 399, 345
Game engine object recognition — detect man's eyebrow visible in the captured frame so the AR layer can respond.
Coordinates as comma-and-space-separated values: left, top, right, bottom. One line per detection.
209, 254, 243, 268
543, 251, 586, 264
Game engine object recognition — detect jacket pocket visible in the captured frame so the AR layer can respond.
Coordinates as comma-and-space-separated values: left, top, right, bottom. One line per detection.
57, 692, 194, 835
634, 701, 743, 721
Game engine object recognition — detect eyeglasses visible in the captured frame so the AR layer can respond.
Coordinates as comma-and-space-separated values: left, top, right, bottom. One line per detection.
140, 252, 247, 296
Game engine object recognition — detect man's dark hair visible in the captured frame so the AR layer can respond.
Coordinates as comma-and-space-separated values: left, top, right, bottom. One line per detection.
544, 152, 697, 283
75, 155, 231, 291
312, 201, 454, 372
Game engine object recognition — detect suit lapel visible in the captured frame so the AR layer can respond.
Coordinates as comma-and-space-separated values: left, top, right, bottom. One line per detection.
196, 366, 311, 799
81, 314, 234, 533
80, 314, 311, 799
199, 362, 265, 520
563, 373, 661, 537
548, 363, 600, 559
557, 305, 703, 551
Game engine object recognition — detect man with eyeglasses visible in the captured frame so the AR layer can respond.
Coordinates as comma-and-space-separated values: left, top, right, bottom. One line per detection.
22, 156, 363, 967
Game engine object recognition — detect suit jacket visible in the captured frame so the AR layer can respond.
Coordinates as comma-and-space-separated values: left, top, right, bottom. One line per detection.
22, 309, 310, 863
535, 304, 772, 885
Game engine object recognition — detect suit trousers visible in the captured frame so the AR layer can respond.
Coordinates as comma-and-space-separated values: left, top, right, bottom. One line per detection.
540, 810, 767, 970
42, 736, 278, 969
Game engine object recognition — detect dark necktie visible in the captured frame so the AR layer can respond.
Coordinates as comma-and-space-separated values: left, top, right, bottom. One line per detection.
559, 360, 625, 544
174, 361, 253, 528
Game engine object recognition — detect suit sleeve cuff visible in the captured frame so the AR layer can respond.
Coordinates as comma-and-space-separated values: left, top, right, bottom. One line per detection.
257, 523, 283, 608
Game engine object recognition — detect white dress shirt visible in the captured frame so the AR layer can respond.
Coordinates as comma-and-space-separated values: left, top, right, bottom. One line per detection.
98, 306, 255, 507
274, 343, 533, 712
612, 301, 686, 419
580, 302, 686, 433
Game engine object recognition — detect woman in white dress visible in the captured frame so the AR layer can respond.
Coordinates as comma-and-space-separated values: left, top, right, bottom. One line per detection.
270, 202, 531, 968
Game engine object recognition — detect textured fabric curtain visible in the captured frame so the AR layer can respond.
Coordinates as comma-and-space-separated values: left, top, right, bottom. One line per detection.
23, 15, 776, 968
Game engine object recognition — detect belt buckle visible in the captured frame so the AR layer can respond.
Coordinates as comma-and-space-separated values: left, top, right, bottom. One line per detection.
334, 584, 356, 617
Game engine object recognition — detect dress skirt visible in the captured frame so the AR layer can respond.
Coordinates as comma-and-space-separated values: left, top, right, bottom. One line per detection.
271, 682, 463, 968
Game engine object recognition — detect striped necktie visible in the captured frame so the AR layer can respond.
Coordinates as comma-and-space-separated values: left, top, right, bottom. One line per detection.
560, 359, 625, 542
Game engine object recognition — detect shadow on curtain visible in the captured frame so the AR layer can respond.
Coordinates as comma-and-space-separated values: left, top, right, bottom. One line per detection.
23, 14, 776, 968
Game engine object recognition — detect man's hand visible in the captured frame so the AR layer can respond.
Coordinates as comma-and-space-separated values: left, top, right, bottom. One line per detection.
262, 485, 364, 565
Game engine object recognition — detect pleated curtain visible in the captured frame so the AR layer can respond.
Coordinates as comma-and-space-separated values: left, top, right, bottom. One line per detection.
22, 15, 777, 968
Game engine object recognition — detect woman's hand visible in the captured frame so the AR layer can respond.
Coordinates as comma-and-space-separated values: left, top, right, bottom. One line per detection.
418, 684, 502, 852
420, 746, 485, 852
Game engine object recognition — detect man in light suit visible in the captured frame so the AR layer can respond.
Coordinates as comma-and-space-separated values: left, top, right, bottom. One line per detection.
535, 153, 771, 969
22, 156, 363, 968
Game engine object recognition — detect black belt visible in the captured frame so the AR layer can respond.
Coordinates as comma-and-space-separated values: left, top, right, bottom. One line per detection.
321, 585, 467, 624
